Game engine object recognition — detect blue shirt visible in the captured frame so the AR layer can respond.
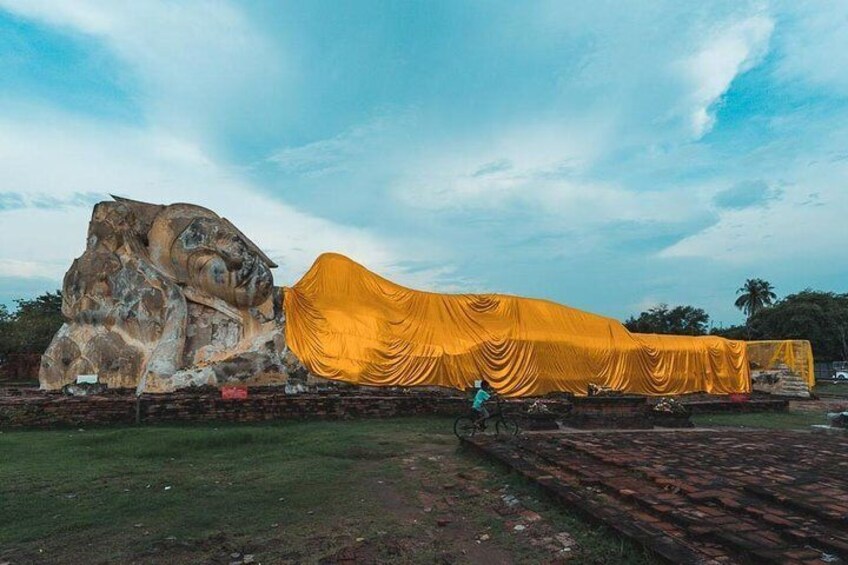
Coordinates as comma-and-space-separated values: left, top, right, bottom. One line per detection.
472, 388, 491, 410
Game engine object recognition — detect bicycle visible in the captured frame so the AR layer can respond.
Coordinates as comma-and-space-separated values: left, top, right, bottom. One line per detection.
454, 396, 520, 440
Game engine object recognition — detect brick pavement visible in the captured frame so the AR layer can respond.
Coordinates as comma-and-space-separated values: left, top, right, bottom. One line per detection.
467, 430, 848, 564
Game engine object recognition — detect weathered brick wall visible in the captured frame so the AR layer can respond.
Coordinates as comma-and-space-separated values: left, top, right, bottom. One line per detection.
0, 387, 788, 429
0, 391, 475, 428
569, 396, 653, 429
139, 393, 473, 423
0, 396, 138, 428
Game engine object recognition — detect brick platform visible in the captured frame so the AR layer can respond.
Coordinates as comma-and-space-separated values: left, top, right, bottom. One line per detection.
467, 430, 848, 564
0, 384, 789, 430
0, 388, 585, 429
570, 395, 653, 429
0, 390, 466, 428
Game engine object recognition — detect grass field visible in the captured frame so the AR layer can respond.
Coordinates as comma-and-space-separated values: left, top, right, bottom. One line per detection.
0, 418, 658, 564
814, 381, 848, 398
692, 410, 831, 430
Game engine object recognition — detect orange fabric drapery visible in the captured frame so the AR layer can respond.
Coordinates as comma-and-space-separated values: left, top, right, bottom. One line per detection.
284, 253, 750, 397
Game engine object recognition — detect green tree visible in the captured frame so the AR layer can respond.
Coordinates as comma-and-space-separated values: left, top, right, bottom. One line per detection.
0, 291, 64, 357
624, 304, 710, 336
0, 304, 10, 354
734, 278, 777, 320
709, 324, 748, 340
748, 290, 848, 362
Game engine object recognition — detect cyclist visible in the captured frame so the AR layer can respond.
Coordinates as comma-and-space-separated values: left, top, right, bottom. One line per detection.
472, 380, 494, 429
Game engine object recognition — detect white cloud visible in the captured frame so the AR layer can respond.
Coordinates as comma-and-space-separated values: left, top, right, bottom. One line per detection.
269, 112, 670, 230
0, 111, 450, 290
774, 1, 848, 94
683, 14, 774, 138
0, 0, 291, 143
0, 259, 66, 280
269, 114, 412, 177
658, 165, 848, 265
389, 120, 708, 232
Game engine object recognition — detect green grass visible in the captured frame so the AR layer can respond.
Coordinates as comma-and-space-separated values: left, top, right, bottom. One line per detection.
1, 419, 434, 562
693, 410, 830, 430
814, 381, 848, 398
0, 418, 658, 564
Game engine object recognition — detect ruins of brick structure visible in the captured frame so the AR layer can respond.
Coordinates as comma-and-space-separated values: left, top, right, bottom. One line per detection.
467, 430, 848, 562
39, 197, 304, 393
751, 364, 811, 398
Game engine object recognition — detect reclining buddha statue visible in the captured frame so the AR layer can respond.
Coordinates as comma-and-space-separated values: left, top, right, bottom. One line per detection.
41, 197, 750, 396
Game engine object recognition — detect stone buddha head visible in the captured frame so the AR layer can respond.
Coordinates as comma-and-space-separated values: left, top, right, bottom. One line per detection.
147, 203, 276, 308
40, 197, 284, 392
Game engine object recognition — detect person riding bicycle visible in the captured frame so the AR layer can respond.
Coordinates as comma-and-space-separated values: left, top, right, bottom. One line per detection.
472, 380, 494, 428
454, 380, 517, 439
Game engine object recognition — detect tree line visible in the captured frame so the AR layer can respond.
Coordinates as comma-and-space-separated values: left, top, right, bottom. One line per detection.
624, 279, 848, 362
0, 292, 64, 359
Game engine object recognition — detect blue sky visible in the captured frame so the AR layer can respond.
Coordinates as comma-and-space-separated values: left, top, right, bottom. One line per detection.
1, 1, 847, 326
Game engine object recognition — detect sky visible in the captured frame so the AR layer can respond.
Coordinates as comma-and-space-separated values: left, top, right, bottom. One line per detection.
1, 1, 847, 327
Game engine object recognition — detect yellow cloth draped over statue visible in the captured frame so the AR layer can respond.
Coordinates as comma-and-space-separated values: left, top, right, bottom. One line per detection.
746, 340, 815, 387
284, 253, 750, 397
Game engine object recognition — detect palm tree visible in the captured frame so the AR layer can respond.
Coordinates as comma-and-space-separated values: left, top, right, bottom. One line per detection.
735, 278, 777, 320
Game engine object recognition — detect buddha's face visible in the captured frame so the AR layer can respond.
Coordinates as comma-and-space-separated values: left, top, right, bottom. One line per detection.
171, 217, 273, 307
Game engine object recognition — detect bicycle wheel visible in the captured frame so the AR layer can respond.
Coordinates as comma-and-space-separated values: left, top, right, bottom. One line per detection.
496, 417, 519, 439
454, 416, 477, 440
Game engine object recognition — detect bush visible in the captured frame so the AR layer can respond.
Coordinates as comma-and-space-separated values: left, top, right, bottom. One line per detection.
0, 291, 64, 358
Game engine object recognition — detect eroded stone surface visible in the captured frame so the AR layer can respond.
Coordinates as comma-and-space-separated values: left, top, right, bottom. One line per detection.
40, 197, 299, 393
